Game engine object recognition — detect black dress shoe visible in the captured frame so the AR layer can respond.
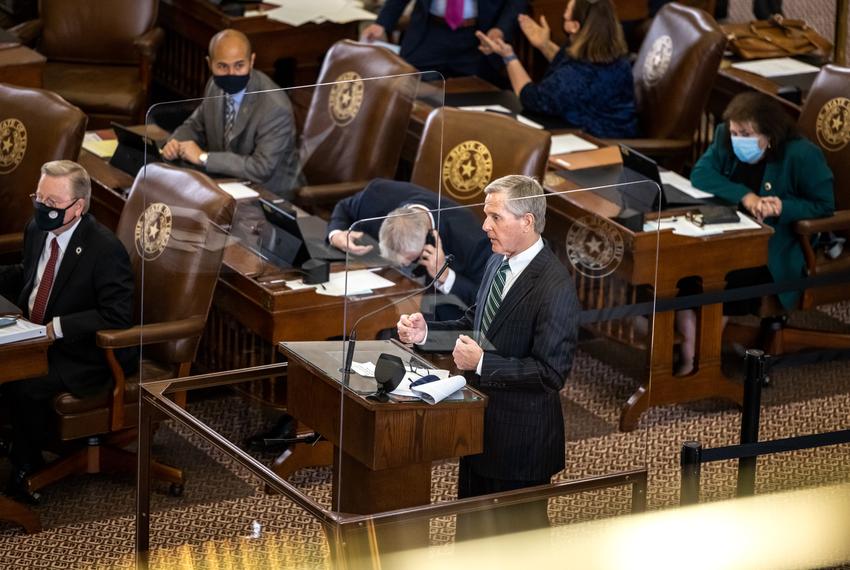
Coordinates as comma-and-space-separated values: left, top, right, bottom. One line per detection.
244, 415, 297, 452
5, 468, 41, 506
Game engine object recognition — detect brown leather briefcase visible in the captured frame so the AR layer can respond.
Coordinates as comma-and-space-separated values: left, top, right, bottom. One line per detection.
722, 17, 833, 62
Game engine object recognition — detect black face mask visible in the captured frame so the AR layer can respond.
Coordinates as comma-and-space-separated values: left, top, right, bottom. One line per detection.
34, 199, 78, 232
213, 73, 250, 95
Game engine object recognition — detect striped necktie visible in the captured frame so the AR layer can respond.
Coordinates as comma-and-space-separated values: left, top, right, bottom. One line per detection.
224, 94, 235, 146
30, 238, 60, 325
480, 259, 510, 335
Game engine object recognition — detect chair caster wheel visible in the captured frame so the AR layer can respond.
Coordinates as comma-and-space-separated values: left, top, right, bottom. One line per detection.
169, 483, 184, 497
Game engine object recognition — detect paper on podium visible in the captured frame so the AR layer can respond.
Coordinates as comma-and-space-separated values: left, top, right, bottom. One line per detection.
390, 368, 457, 402
0, 319, 47, 345
399, 374, 466, 404
644, 211, 760, 237
310, 269, 395, 296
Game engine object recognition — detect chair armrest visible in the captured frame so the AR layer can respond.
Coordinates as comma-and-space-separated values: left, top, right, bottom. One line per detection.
599, 138, 693, 156
0, 232, 23, 256
134, 27, 165, 62
97, 316, 206, 349
9, 19, 42, 46
793, 210, 850, 237
296, 180, 371, 204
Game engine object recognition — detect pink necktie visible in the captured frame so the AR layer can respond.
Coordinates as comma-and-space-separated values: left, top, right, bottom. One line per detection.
31, 238, 59, 325
445, 0, 464, 30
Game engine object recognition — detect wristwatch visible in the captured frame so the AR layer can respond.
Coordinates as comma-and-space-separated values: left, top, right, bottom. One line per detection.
199, 152, 208, 167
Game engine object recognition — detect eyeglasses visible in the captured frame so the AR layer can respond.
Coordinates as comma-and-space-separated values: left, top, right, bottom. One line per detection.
30, 193, 79, 209
407, 357, 435, 378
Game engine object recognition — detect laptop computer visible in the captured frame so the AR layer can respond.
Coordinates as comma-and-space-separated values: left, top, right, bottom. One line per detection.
109, 123, 204, 177
620, 145, 705, 208
258, 198, 385, 268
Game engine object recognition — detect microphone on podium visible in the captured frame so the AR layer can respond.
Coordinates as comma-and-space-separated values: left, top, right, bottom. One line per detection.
341, 254, 455, 384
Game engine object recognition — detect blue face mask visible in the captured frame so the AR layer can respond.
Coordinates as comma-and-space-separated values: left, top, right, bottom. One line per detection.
731, 135, 766, 164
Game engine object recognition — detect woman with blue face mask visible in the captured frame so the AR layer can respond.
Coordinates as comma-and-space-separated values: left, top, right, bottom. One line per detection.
674, 92, 834, 376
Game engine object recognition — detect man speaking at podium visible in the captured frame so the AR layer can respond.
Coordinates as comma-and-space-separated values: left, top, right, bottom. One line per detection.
0, 161, 135, 504
161, 29, 301, 199
397, 175, 578, 536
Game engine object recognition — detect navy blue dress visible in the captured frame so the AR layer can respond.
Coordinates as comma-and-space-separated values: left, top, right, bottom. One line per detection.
519, 50, 639, 138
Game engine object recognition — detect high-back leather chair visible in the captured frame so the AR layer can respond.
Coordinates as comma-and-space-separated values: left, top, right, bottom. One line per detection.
410, 107, 551, 217
10, 0, 164, 129
0, 83, 86, 257
295, 40, 418, 209
25, 163, 235, 497
612, 2, 726, 168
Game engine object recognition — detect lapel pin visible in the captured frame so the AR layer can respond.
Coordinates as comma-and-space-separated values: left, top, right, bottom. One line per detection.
764, 182, 772, 192
76, 246, 82, 255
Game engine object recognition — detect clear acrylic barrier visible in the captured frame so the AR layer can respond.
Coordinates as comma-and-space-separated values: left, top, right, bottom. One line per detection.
127, 67, 849, 568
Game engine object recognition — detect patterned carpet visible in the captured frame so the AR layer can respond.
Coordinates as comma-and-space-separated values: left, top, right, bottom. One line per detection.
1, 296, 849, 569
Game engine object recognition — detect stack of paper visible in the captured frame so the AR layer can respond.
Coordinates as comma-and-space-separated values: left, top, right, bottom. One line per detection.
730, 57, 820, 78
246, 0, 376, 26
0, 319, 47, 345
218, 181, 259, 200
285, 269, 395, 296
643, 212, 760, 237
549, 134, 598, 155
82, 132, 118, 158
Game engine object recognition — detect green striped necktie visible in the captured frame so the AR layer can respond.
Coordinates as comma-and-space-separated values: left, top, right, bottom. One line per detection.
480, 259, 510, 335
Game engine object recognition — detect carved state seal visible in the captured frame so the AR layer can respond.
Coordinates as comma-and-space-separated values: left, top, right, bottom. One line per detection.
0, 118, 27, 174
441, 140, 493, 201
134, 203, 172, 261
816, 97, 850, 152
642, 35, 673, 86
329, 72, 364, 126
566, 215, 624, 279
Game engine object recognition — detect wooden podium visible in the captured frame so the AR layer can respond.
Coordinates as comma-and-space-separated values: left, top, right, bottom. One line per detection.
280, 340, 486, 515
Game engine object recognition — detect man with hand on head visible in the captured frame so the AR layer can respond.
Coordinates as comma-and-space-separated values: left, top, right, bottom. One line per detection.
0, 161, 135, 504
161, 29, 301, 199
328, 178, 491, 319
397, 175, 578, 537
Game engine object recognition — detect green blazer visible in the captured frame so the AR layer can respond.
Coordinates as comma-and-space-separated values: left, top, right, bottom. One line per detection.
691, 123, 834, 309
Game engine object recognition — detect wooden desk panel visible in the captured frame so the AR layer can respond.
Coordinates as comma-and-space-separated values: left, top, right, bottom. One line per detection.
0, 45, 45, 89
545, 172, 772, 431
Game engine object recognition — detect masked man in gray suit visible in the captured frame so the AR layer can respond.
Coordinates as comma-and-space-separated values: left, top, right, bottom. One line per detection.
398, 175, 578, 538
162, 29, 301, 199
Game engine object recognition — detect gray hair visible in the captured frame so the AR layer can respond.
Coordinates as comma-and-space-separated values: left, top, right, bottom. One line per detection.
378, 207, 431, 266
40, 160, 91, 213
484, 175, 546, 234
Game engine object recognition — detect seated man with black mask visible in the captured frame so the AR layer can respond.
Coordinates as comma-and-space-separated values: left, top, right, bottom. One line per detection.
161, 29, 302, 199
0, 161, 135, 504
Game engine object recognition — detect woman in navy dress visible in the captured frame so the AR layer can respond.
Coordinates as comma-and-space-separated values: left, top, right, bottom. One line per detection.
476, 0, 639, 138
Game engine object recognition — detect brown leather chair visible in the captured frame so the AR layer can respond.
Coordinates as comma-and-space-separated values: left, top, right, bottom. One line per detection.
0, 83, 86, 258
608, 2, 726, 169
25, 163, 236, 497
410, 107, 551, 217
295, 40, 418, 211
753, 65, 850, 354
10, 0, 164, 129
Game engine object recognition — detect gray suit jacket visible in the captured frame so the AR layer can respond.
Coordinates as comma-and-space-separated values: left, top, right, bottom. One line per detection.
170, 70, 302, 199
428, 244, 579, 481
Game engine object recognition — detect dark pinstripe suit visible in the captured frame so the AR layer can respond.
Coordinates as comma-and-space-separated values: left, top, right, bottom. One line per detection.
428, 244, 578, 485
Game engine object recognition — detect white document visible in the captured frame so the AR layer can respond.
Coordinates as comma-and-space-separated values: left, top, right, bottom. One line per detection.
644, 212, 760, 237
659, 171, 713, 199
549, 133, 599, 155
256, 0, 376, 26
311, 269, 395, 297
731, 57, 820, 78
0, 319, 47, 345
410, 375, 467, 404
515, 114, 544, 130
390, 368, 453, 398
351, 361, 376, 377
217, 182, 259, 200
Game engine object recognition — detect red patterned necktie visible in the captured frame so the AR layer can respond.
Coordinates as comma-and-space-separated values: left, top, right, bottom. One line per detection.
30, 238, 59, 325
444, 0, 464, 30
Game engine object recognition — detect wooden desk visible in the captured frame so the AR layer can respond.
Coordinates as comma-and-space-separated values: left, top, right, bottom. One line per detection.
710, 60, 804, 121
281, 340, 485, 515
0, 333, 50, 534
156, 0, 358, 100
544, 173, 773, 431
0, 45, 45, 88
